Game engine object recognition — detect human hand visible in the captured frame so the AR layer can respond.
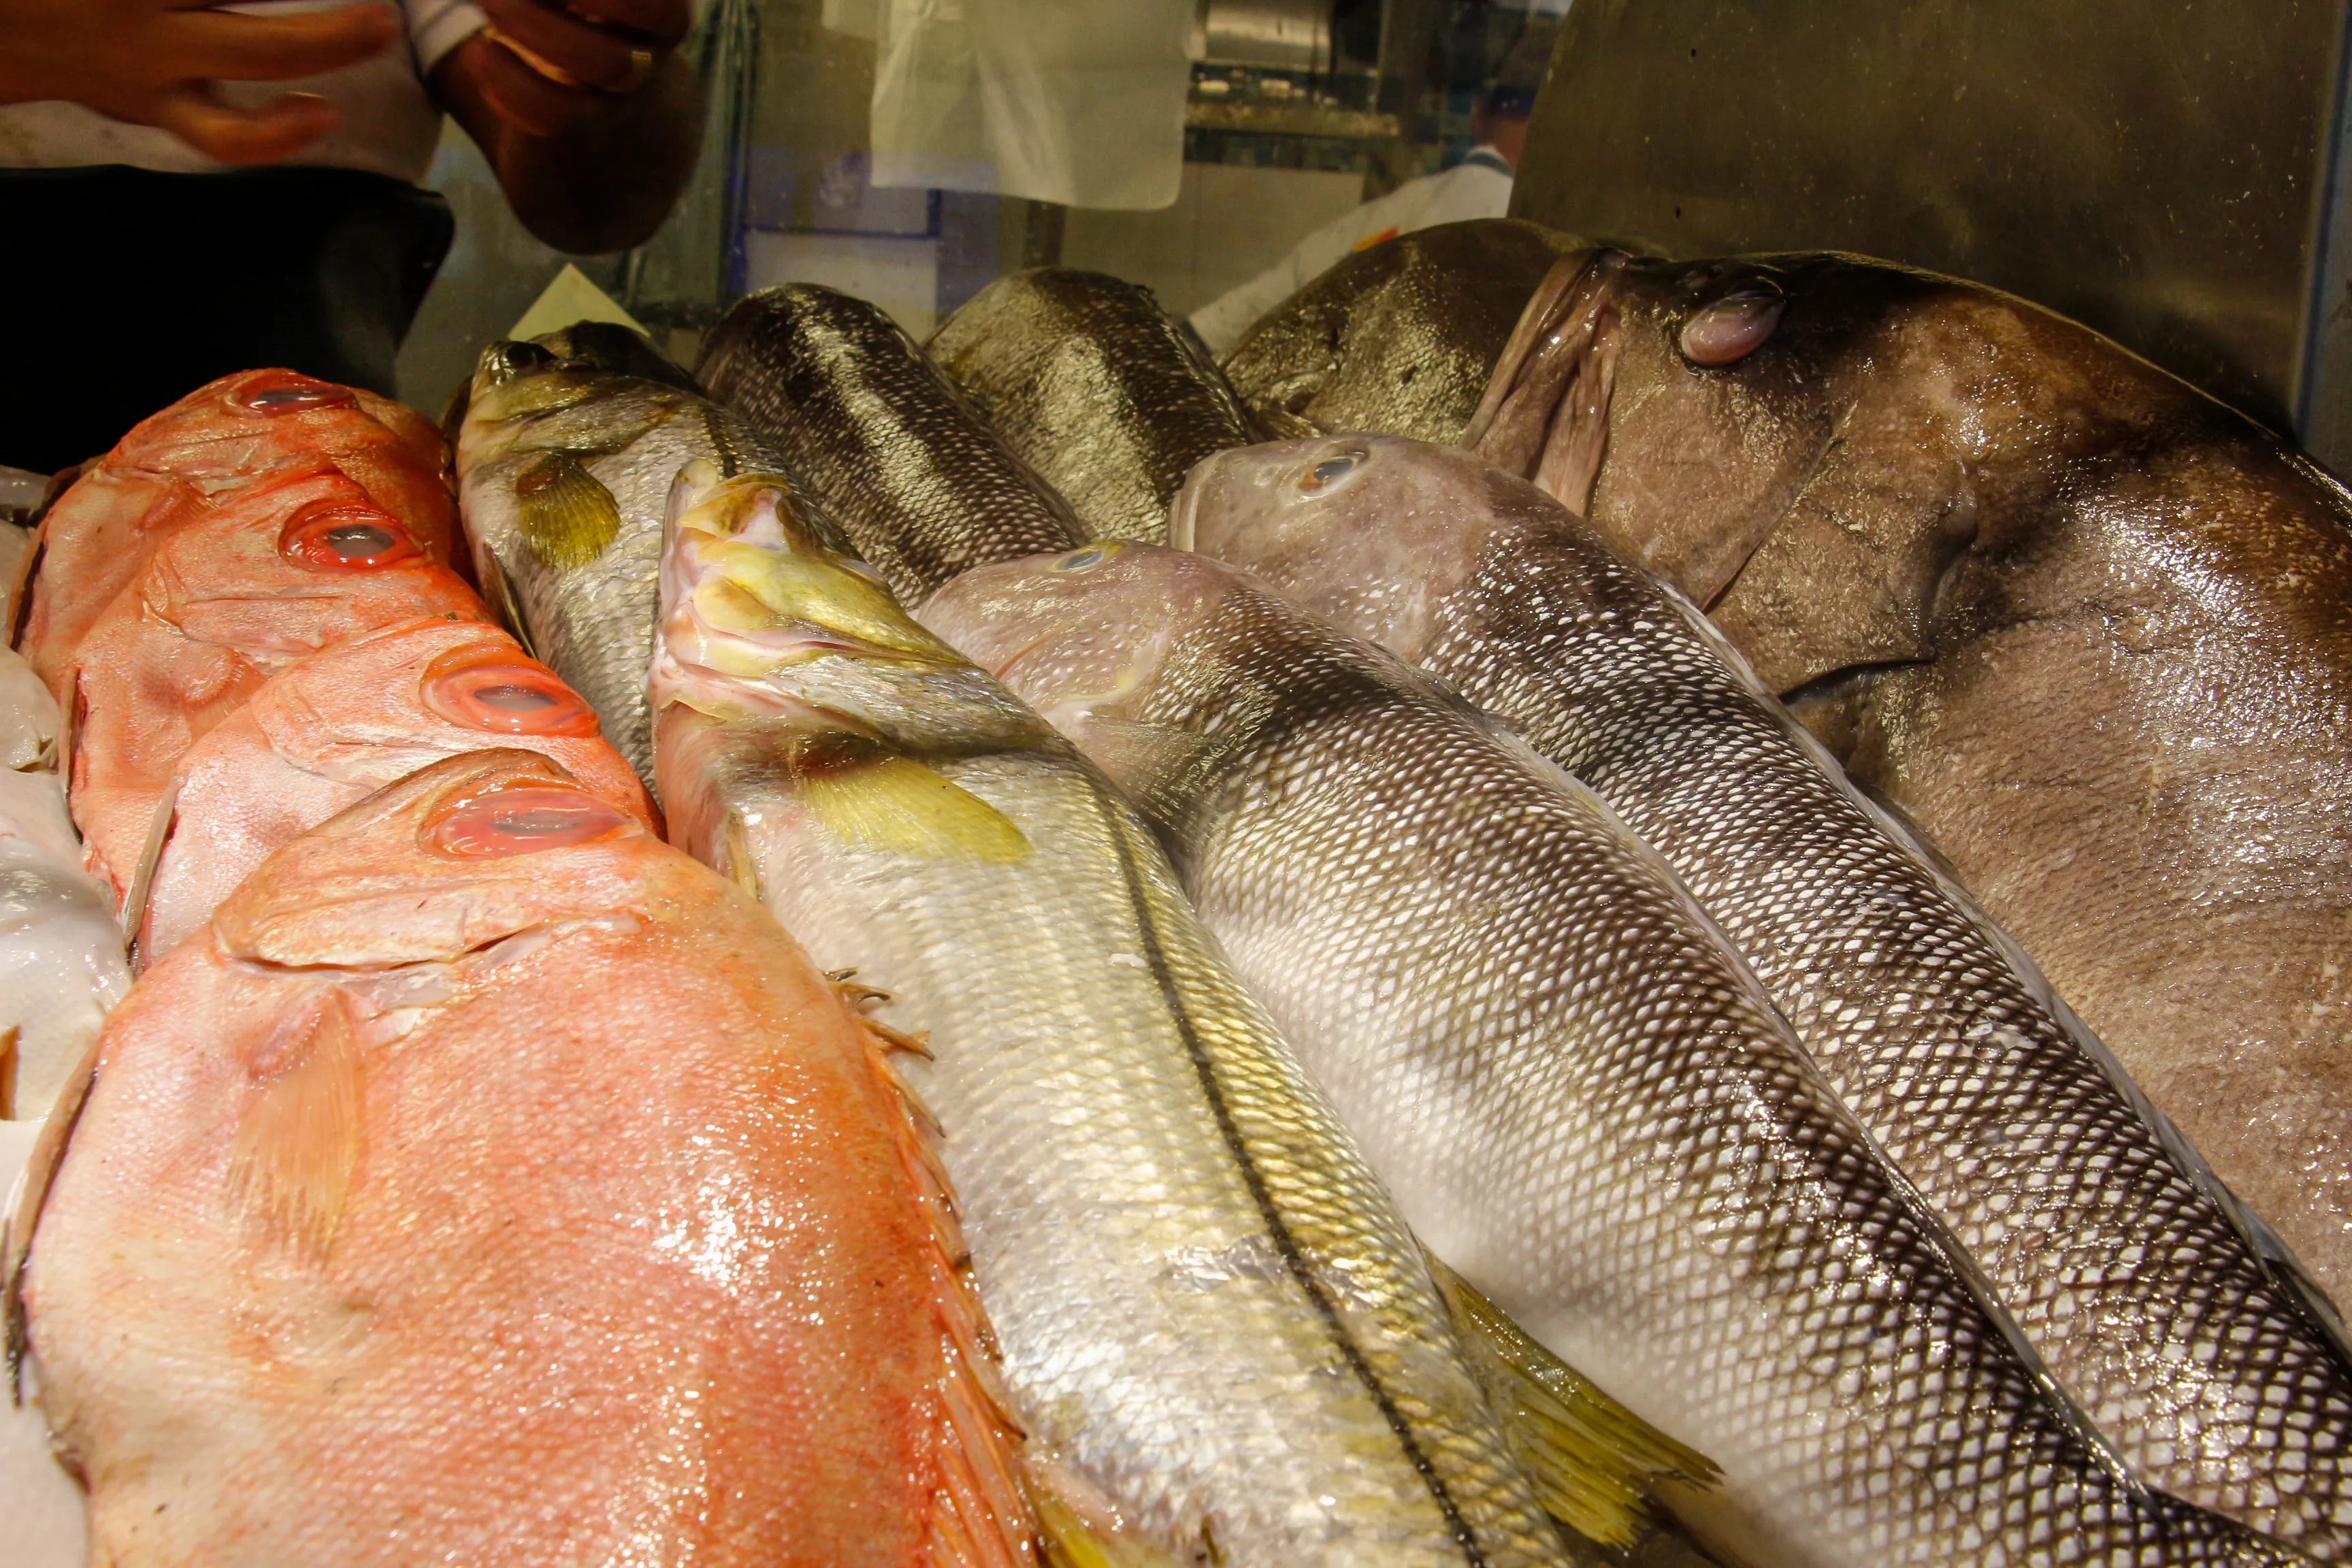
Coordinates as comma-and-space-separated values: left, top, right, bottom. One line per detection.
0, 0, 399, 164
469, 0, 691, 138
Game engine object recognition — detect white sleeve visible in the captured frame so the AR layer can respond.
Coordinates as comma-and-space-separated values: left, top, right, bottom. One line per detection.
404, 0, 489, 73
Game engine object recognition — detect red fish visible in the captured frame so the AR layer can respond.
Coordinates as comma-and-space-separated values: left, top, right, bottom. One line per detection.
14, 749, 1033, 1568
137, 618, 654, 964
63, 466, 487, 900
18, 369, 459, 691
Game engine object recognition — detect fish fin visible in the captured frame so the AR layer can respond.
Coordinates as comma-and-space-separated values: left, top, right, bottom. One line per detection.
515, 451, 621, 570
1024, 1464, 1188, 1568
804, 753, 1029, 864
120, 777, 180, 968
1427, 1252, 1719, 1550
227, 992, 363, 1261
6, 508, 48, 653
1065, 717, 1222, 828
840, 1001, 1039, 1568
5, 1026, 103, 1404
714, 808, 766, 901
0, 1026, 15, 1122
480, 550, 540, 659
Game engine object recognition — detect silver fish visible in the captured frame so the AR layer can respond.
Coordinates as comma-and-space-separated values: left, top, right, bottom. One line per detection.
925, 542, 2310, 1568
648, 468, 1706, 1568
455, 323, 833, 789
1175, 431, 2352, 1558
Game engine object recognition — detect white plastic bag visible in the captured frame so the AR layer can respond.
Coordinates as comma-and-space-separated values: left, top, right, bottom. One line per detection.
870, 0, 1193, 211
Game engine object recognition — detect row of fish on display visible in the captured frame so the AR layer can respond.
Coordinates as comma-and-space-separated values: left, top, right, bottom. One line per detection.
4, 216, 2352, 1568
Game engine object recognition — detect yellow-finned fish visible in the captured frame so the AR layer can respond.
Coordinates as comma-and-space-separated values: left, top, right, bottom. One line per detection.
649, 466, 1712, 1568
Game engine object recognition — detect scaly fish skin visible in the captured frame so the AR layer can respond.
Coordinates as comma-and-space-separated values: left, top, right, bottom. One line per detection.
929, 269, 1258, 544
698, 284, 1085, 606
1465, 252, 2352, 1331
1176, 431, 2352, 1556
925, 542, 2311, 1568
20, 368, 457, 692
457, 326, 837, 790
140, 617, 653, 964
1219, 220, 1584, 445
20, 749, 1033, 1567
0, 645, 127, 1121
651, 471, 1584, 1568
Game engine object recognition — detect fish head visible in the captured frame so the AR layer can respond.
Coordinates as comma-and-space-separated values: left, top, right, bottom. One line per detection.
1175, 434, 1571, 662
652, 466, 1047, 753
457, 330, 690, 470
208, 749, 661, 970
921, 542, 1259, 806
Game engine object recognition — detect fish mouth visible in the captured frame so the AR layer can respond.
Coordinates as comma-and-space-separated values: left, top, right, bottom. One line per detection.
1460, 248, 1629, 517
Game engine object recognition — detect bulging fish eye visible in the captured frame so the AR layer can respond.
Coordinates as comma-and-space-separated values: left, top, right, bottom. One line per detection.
422, 786, 629, 859
235, 376, 355, 415
483, 340, 558, 385
280, 504, 422, 571
1679, 282, 1786, 368
421, 647, 599, 736
1300, 452, 1365, 492
1055, 545, 1118, 572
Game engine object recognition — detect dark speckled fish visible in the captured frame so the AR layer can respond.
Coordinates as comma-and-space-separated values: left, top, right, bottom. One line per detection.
697, 284, 1085, 606
926, 541, 2314, 1568
1177, 432, 2352, 1559
1220, 218, 1584, 444
927, 269, 1257, 543
455, 323, 836, 789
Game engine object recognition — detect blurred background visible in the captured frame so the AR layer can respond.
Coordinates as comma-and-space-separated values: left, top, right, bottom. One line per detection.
394, 0, 1565, 410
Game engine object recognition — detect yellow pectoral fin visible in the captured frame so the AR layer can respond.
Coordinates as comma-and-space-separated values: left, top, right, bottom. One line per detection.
516, 451, 622, 570
803, 755, 1028, 864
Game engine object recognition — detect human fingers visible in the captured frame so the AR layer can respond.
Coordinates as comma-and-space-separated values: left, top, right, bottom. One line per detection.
554, 0, 691, 50
478, 0, 664, 94
166, 4, 400, 84
146, 84, 341, 163
461, 31, 604, 137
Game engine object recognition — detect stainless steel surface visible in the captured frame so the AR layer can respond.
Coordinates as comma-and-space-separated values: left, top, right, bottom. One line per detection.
1512, 0, 2352, 446
1195, 0, 1333, 72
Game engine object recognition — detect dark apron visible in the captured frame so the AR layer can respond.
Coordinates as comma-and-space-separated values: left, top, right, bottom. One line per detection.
0, 164, 455, 473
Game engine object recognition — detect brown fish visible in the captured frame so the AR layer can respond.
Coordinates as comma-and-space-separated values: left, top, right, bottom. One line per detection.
1469, 248, 2352, 1337
928, 268, 1258, 543
1220, 218, 1585, 444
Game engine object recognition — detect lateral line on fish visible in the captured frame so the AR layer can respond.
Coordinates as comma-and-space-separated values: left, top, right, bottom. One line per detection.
1090, 775, 1492, 1568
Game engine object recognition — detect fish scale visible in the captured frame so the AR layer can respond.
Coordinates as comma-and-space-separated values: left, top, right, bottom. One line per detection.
926, 543, 2313, 1568
1177, 434, 2352, 1556
698, 284, 1085, 606
649, 472, 1618, 1568
928, 268, 1258, 544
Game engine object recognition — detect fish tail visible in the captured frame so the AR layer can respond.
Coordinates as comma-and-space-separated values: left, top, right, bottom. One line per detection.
840, 986, 1041, 1568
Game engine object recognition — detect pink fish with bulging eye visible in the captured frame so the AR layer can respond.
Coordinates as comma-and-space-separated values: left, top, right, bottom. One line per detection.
136, 618, 654, 965
61, 467, 489, 906
18, 369, 459, 691
11, 748, 1036, 1568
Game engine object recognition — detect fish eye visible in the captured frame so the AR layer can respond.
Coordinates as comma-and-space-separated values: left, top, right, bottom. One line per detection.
1056, 546, 1115, 572
484, 341, 558, 385
236, 377, 355, 415
422, 786, 629, 859
280, 505, 421, 571
1301, 452, 1364, 491
1679, 281, 1786, 368
421, 648, 599, 736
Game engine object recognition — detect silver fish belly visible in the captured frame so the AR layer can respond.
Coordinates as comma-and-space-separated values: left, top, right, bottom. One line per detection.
1177, 433, 2352, 1558
926, 542, 2308, 1568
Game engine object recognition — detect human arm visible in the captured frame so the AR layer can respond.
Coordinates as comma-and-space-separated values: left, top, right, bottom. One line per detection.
0, 0, 399, 164
429, 0, 701, 255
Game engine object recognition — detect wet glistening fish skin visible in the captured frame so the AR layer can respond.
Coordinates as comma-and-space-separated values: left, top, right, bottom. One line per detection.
698, 284, 1085, 606
17, 749, 1034, 1567
926, 542, 2310, 1568
649, 468, 1597, 1568
1176, 432, 2352, 1557
930, 268, 1259, 544
457, 324, 836, 790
